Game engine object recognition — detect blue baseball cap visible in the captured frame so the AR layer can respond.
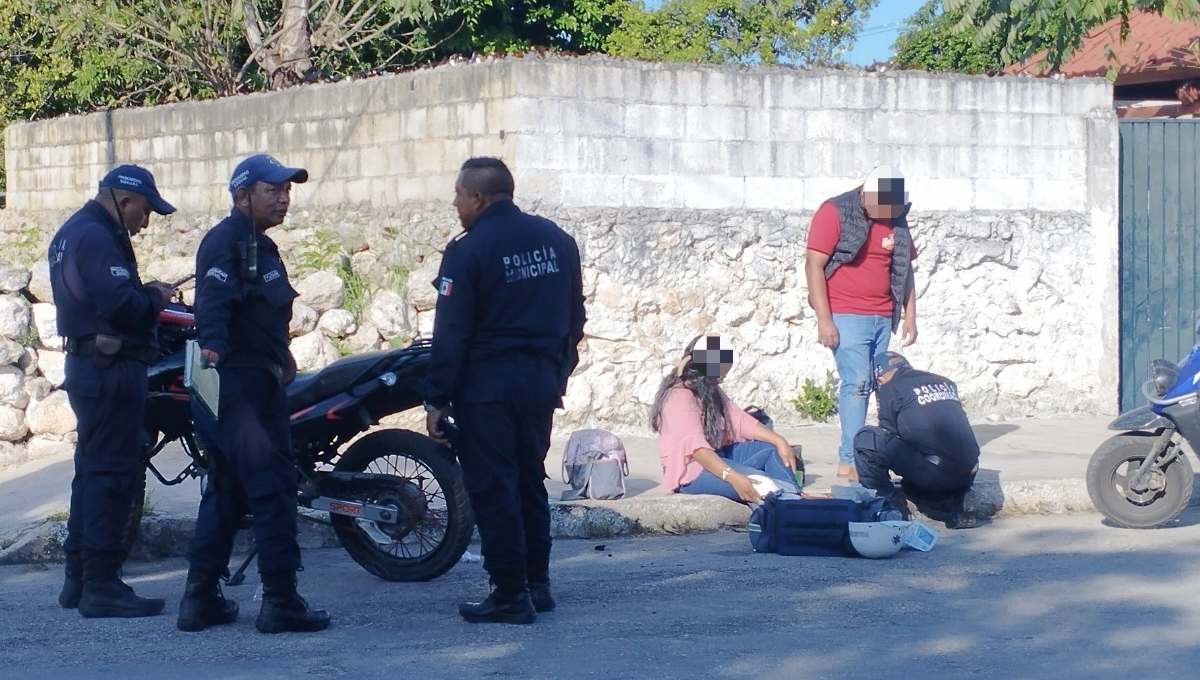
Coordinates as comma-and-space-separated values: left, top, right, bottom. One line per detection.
229, 154, 308, 196
98, 165, 176, 215
873, 352, 911, 381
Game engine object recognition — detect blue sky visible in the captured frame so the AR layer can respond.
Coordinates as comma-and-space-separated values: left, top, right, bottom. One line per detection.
638, 0, 933, 66
847, 0, 931, 66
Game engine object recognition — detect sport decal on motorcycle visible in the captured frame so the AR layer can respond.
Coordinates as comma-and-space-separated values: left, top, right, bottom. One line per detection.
263, 270, 280, 283
328, 501, 361, 517
205, 267, 229, 283
110, 266, 130, 278
437, 277, 453, 296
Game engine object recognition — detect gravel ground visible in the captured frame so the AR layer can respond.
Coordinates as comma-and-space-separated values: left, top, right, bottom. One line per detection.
3, 511, 1200, 679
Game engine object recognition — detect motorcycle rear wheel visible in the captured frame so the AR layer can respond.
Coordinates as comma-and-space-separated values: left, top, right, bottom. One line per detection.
331, 429, 473, 581
1086, 432, 1194, 528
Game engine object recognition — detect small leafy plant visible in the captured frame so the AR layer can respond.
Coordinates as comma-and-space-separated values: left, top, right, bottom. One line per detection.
298, 228, 370, 322
791, 370, 840, 422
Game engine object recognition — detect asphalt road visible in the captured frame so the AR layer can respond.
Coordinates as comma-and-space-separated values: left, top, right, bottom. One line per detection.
3, 511, 1200, 680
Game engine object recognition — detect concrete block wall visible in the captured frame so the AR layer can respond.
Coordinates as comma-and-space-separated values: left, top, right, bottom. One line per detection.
4, 57, 1112, 217
500, 59, 1112, 214
3, 60, 524, 212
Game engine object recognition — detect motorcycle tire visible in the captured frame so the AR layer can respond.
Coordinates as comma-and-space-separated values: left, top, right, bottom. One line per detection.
331, 429, 474, 582
1086, 432, 1194, 529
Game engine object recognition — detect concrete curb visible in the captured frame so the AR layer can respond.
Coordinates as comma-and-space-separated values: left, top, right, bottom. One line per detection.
2, 477, 1191, 566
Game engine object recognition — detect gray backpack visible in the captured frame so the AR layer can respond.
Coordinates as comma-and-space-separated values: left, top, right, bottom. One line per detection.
561, 429, 629, 501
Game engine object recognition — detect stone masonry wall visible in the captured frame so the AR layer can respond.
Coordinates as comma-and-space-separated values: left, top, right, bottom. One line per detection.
0, 56, 1121, 457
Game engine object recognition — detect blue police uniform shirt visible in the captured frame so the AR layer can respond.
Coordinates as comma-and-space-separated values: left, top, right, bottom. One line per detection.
424, 200, 586, 408
877, 368, 980, 470
193, 208, 297, 367
48, 200, 164, 351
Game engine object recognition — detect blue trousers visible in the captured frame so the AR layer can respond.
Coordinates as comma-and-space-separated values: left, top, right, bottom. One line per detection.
678, 441, 800, 502
187, 367, 300, 576
63, 356, 148, 578
831, 313, 891, 465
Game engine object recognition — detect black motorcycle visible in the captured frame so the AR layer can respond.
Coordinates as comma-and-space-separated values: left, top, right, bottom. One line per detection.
130, 303, 473, 583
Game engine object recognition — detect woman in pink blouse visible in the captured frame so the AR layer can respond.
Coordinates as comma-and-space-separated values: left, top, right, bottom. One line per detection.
651, 335, 801, 503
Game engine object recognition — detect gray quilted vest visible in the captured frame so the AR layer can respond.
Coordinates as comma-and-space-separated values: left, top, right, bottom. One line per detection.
821, 189, 913, 332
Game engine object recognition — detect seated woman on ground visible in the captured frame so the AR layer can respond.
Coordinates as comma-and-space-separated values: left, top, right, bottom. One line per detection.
651, 334, 801, 504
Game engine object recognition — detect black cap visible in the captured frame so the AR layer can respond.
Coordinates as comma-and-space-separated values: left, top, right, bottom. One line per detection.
229, 154, 308, 196
98, 165, 176, 215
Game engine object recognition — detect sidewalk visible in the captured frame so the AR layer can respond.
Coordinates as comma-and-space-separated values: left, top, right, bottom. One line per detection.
0, 417, 1166, 564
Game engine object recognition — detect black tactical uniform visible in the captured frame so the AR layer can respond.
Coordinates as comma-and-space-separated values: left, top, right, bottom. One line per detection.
855, 362, 980, 528
425, 199, 585, 621
49, 166, 174, 618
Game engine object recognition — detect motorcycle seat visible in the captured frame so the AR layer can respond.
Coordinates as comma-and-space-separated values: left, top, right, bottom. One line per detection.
287, 350, 391, 412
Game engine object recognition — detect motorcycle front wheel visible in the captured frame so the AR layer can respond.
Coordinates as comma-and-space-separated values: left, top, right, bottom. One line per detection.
330, 429, 474, 581
1086, 432, 1194, 528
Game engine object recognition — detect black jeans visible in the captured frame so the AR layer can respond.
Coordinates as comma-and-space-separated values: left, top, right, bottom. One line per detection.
854, 426, 975, 515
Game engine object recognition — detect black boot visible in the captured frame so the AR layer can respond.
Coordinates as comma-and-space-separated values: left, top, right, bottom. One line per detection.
460, 575, 537, 624
58, 553, 83, 609
529, 581, 556, 613
78, 574, 165, 619
177, 568, 239, 632
256, 570, 330, 634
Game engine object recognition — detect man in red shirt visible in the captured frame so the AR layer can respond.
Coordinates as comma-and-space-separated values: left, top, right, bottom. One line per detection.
804, 166, 918, 479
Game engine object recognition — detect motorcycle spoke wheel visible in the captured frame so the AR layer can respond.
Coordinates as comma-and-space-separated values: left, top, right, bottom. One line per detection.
354, 454, 448, 561
331, 429, 474, 581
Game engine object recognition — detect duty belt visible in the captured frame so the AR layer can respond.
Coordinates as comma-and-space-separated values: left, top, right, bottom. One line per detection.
64, 337, 158, 365
470, 350, 559, 373
222, 353, 284, 381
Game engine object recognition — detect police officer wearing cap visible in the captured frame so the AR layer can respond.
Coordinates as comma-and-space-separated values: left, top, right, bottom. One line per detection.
49, 165, 177, 618
176, 154, 329, 634
854, 352, 980, 530
425, 157, 585, 624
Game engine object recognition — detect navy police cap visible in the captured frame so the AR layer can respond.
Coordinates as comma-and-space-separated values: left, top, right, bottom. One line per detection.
98, 165, 176, 215
229, 154, 308, 196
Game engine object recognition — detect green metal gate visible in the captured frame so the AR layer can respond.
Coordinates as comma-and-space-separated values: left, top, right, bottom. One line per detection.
1119, 119, 1200, 411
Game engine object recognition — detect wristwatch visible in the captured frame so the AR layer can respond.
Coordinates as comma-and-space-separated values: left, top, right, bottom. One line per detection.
423, 402, 442, 413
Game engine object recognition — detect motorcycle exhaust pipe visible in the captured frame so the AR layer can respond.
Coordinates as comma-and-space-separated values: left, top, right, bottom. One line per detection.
310, 496, 400, 524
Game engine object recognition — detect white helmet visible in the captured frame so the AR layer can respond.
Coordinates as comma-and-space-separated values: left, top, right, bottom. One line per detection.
848, 521, 907, 558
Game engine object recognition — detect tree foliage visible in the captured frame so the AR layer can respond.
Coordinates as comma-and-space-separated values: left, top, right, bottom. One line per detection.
606, 0, 878, 66
944, 0, 1200, 71
892, 0, 1065, 73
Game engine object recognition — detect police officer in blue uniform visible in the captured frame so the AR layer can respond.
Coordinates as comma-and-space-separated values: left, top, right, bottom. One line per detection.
854, 352, 980, 529
50, 165, 177, 618
177, 154, 329, 634
425, 157, 586, 625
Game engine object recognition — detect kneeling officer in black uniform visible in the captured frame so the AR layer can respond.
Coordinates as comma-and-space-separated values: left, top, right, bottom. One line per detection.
178, 154, 329, 634
425, 157, 586, 624
854, 352, 981, 529
50, 165, 177, 617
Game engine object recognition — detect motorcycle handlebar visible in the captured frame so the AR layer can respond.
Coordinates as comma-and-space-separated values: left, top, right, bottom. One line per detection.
158, 309, 195, 327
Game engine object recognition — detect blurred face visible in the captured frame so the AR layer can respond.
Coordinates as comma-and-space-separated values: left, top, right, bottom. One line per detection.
877, 368, 899, 386
861, 178, 908, 221
453, 171, 487, 229
690, 336, 735, 383
238, 181, 291, 228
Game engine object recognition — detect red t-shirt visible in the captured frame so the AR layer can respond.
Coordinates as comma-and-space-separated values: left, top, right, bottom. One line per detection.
806, 201, 917, 316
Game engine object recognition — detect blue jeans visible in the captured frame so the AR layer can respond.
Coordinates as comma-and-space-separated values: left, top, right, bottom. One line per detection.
678, 441, 800, 502
831, 313, 892, 465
